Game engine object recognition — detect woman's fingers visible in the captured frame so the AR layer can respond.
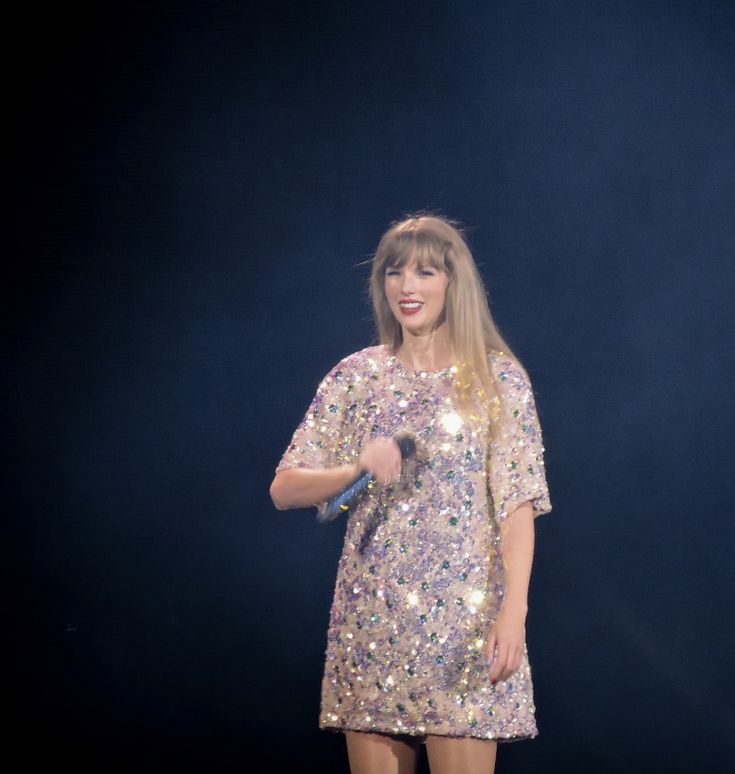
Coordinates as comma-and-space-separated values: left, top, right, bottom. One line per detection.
360, 437, 402, 484
499, 645, 518, 681
489, 641, 508, 683
488, 639, 525, 682
512, 644, 523, 676
484, 632, 497, 670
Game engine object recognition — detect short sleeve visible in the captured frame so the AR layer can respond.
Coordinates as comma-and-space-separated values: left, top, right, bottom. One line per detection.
487, 356, 552, 522
275, 358, 356, 474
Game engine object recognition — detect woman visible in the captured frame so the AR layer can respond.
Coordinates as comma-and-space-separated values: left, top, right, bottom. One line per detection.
270, 214, 551, 774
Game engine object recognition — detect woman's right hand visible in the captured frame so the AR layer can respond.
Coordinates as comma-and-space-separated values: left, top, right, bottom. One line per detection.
357, 436, 402, 485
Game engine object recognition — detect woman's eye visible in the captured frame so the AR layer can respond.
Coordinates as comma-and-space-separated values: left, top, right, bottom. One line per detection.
386, 269, 400, 276
419, 269, 434, 276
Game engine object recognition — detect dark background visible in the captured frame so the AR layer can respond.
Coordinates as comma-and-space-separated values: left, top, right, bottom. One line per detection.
7, 1, 735, 772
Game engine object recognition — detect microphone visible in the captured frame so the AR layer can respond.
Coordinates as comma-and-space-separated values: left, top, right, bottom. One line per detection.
316, 434, 416, 523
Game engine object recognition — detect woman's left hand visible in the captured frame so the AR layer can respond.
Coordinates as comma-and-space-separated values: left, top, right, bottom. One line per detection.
484, 603, 527, 683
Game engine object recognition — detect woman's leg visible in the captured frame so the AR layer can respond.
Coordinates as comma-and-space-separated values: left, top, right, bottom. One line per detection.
344, 730, 421, 774
425, 735, 497, 774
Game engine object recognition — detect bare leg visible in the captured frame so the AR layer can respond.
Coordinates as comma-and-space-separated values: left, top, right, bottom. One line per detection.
344, 730, 420, 774
425, 735, 497, 774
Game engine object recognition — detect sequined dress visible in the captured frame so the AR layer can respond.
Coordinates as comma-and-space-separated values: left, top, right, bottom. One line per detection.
276, 345, 551, 741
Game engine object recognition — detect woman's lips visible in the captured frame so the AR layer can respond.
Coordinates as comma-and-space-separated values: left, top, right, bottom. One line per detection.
399, 301, 423, 316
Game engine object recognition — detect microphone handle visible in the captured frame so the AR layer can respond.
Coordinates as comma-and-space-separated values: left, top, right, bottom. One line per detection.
317, 469, 374, 523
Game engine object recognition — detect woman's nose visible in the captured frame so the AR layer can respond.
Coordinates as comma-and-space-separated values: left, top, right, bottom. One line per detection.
401, 272, 417, 293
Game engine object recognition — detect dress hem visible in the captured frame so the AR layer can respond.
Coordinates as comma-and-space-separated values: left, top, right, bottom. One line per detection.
319, 721, 538, 745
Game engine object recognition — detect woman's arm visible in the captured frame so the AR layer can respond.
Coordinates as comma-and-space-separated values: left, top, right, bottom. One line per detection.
270, 464, 360, 510
498, 500, 535, 614
270, 436, 402, 510
484, 500, 535, 682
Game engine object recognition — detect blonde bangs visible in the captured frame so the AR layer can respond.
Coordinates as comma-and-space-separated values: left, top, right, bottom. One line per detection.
375, 228, 449, 273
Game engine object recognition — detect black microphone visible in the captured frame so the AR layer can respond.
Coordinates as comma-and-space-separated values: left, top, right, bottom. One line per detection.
316, 434, 416, 522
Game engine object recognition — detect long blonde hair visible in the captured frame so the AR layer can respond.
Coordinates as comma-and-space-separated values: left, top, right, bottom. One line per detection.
369, 213, 527, 425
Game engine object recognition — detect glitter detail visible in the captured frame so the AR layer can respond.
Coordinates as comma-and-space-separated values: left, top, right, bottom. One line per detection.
468, 589, 485, 605
276, 344, 551, 741
440, 411, 464, 434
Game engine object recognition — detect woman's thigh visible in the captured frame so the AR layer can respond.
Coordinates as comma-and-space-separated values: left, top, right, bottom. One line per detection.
425, 735, 497, 774
344, 730, 421, 774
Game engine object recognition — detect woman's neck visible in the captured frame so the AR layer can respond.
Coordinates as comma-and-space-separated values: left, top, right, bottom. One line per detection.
396, 325, 455, 371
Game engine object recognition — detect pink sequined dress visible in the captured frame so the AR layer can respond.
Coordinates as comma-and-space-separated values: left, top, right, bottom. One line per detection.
276, 345, 551, 741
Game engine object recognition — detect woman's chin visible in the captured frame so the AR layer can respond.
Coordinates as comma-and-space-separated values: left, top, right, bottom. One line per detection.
400, 316, 446, 336
401, 322, 434, 337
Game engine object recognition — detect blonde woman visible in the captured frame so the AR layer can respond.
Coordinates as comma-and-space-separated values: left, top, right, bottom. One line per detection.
270, 214, 552, 774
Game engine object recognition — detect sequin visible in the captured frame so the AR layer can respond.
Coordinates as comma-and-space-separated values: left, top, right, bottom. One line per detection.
276, 345, 551, 741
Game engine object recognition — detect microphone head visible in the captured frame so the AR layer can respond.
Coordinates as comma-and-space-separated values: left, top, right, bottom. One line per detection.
395, 433, 416, 460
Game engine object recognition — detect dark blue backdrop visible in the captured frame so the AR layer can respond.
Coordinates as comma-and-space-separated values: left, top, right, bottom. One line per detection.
8, 2, 734, 771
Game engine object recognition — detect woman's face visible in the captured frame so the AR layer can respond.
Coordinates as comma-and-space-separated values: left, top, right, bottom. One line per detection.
384, 257, 450, 336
